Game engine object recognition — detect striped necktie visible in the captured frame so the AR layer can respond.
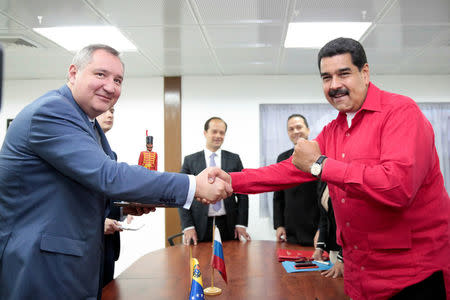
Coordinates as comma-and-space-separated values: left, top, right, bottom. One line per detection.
210, 153, 222, 211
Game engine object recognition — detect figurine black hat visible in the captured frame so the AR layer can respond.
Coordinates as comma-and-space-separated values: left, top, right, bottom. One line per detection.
146, 136, 153, 144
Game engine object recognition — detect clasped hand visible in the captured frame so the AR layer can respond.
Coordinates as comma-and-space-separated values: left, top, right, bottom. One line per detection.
292, 139, 322, 173
194, 167, 232, 204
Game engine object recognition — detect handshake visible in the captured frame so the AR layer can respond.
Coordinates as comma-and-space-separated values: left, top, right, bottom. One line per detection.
194, 167, 232, 204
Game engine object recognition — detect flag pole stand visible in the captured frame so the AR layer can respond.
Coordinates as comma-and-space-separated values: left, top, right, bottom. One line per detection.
204, 268, 222, 295
204, 286, 222, 295
204, 217, 222, 296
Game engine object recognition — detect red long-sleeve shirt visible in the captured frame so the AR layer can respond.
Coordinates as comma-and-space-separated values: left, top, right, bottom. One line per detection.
231, 83, 450, 300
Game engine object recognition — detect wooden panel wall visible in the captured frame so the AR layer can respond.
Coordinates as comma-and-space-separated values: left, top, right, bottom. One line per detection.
163, 77, 183, 247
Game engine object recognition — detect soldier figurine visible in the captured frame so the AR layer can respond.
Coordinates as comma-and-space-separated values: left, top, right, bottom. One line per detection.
138, 131, 158, 171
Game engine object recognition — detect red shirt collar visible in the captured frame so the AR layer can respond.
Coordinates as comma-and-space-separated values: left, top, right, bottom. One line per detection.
336, 82, 382, 122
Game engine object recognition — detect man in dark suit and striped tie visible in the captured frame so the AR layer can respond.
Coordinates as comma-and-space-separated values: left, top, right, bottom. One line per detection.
178, 117, 250, 245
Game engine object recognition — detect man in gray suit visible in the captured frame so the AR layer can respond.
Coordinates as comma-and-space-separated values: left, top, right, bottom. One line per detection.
0, 44, 230, 300
178, 117, 250, 245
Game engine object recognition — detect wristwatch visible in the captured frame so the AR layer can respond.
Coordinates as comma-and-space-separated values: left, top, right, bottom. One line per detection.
310, 155, 327, 178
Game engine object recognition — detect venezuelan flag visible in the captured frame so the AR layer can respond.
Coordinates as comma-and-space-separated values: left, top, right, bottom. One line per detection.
211, 225, 227, 283
189, 258, 204, 300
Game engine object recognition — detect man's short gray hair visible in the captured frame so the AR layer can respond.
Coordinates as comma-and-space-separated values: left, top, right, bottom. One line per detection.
71, 44, 124, 71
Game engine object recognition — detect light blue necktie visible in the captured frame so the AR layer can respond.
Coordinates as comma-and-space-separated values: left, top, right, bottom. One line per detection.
209, 153, 222, 211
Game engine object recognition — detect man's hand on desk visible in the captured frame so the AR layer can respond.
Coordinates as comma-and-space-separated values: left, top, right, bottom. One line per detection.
235, 227, 251, 241
276, 227, 287, 242
321, 260, 344, 278
312, 248, 325, 261
183, 228, 198, 245
195, 167, 233, 204
104, 218, 122, 234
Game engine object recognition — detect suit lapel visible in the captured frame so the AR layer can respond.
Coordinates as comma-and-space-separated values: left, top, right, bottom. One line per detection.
198, 151, 207, 172
59, 85, 100, 144
58, 85, 114, 160
221, 150, 228, 171
94, 119, 115, 160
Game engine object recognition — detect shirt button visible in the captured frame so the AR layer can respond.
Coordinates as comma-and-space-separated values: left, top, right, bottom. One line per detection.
341, 153, 345, 158
346, 222, 350, 227
341, 198, 345, 204
354, 245, 358, 250
346, 133, 350, 137
361, 266, 365, 271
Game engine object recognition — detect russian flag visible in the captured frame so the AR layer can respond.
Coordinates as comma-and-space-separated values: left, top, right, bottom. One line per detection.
211, 225, 227, 283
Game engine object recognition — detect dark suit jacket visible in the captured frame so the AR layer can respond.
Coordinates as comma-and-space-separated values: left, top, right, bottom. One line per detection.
103, 152, 120, 287
273, 148, 320, 246
178, 150, 248, 241
0, 85, 190, 300
316, 181, 343, 261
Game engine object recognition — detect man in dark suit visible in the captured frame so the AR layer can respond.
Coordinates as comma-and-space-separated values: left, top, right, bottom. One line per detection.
97, 106, 137, 287
178, 117, 250, 244
0, 44, 230, 300
273, 114, 320, 246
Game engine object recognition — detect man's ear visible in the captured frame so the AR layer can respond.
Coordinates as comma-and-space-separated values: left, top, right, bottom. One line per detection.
362, 63, 370, 86
68, 64, 78, 85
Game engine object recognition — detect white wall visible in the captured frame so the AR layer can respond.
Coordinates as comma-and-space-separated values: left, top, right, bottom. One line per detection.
2, 74, 449, 277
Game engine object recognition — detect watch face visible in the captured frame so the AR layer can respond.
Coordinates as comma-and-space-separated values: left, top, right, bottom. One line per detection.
311, 163, 321, 176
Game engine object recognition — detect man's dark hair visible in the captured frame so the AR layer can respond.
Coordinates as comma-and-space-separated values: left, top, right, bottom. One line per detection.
317, 37, 367, 71
204, 117, 228, 132
287, 114, 309, 128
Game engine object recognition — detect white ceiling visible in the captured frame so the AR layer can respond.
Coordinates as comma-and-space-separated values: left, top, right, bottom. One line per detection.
0, 0, 448, 79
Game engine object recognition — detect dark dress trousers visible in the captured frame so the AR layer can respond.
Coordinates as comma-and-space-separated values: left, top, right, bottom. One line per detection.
273, 148, 320, 246
103, 153, 121, 287
178, 150, 249, 241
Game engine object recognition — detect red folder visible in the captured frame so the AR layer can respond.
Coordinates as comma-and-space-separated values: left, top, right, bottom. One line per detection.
277, 249, 329, 262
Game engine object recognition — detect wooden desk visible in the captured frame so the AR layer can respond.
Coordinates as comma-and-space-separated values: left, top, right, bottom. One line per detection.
102, 240, 349, 300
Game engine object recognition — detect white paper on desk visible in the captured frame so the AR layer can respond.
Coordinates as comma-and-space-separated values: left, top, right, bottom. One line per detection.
119, 219, 145, 231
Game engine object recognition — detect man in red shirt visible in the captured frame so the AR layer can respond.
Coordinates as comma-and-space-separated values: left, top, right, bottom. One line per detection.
211, 38, 449, 300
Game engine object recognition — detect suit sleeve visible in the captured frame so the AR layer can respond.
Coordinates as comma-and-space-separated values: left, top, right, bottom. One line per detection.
234, 155, 249, 227
177, 156, 195, 229
29, 99, 189, 207
272, 153, 286, 229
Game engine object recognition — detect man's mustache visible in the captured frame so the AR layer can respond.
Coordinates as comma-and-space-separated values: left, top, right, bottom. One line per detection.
329, 88, 349, 97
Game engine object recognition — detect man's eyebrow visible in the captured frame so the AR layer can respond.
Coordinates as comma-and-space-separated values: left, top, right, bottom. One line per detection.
338, 67, 351, 73
320, 67, 352, 77
93, 68, 123, 80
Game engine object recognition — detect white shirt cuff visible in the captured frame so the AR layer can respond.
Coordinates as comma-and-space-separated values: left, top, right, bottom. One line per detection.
235, 225, 246, 229
183, 226, 195, 232
183, 175, 196, 210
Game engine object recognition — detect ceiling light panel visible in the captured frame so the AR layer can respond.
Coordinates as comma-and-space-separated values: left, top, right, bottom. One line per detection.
33, 26, 137, 51
285, 22, 372, 48
3, 0, 103, 27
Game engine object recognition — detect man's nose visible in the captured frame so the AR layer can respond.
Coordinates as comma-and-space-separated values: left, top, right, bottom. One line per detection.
103, 79, 116, 94
330, 76, 342, 89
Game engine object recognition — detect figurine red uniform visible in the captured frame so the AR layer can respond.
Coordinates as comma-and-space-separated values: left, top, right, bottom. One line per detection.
138, 135, 157, 171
